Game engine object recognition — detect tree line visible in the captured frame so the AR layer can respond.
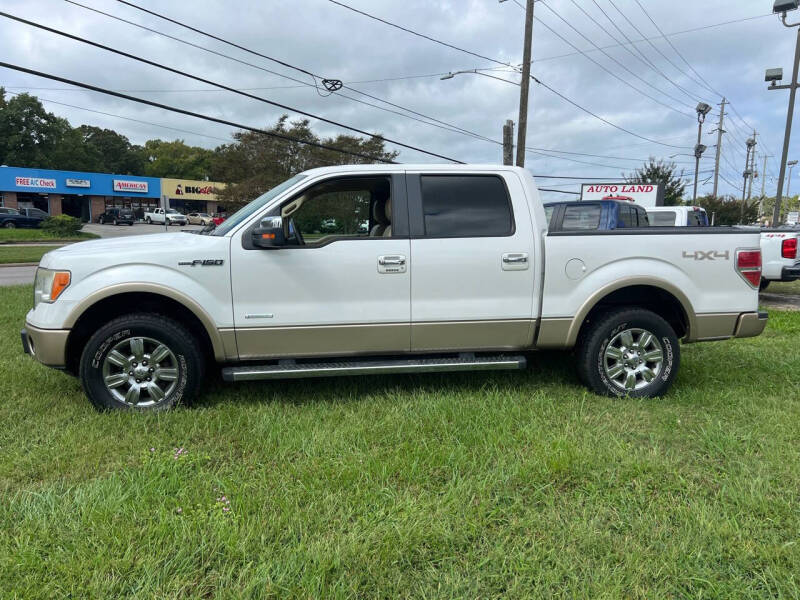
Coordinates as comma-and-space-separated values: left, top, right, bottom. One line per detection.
0, 89, 397, 209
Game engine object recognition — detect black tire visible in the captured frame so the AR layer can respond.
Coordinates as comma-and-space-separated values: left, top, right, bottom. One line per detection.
576, 308, 680, 398
113, 219, 118, 226
79, 313, 205, 411
98, 217, 104, 225
759, 279, 770, 291
3, 221, 15, 229
145, 217, 151, 224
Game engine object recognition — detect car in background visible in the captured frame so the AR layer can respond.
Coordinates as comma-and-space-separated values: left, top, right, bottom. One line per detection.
144, 208, 188, 226
212, 214, 226, 226
97, 207, 135, 226
759, 229, 800, 290
544, 199, 650, 231
0, 206, 47, 229
647, 206, 709, 227
187, 212, 213, 226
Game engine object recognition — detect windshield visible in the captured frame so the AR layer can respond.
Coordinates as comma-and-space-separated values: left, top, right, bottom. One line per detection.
212, 174, 308, 236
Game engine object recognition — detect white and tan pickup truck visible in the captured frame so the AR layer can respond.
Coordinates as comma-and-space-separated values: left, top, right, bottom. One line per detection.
759, 229, 800, 290
21, 165, 767, 411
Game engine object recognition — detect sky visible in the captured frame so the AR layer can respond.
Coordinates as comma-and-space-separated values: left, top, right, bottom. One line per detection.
0, 0, 795, 200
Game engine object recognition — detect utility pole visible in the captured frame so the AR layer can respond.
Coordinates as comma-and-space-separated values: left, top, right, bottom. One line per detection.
747, 132, 758, 202
759, 154, 770, 217
712, 97, 727, 197
502, 120, 514, 166
515, 0, 535, 168
741, 136, 756, 223
766, 5, 800, 227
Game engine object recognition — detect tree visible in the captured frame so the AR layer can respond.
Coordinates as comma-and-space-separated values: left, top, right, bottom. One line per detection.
212, 116, 398, 209
0, 89, 76, 169
77, 125, 145, 174
624, 158, 686, 206
693, 194, 758, 225
142, 139, 214, 179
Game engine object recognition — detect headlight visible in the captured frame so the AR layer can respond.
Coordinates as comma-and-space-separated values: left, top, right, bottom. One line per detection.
33, 268, 71, 308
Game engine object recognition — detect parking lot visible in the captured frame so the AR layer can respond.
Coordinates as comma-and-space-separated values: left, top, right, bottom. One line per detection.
82, 222, 206, 237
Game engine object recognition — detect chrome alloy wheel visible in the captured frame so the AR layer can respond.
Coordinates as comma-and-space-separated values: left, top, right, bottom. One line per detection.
603, 328, 664, 392
101, 336, 179, 407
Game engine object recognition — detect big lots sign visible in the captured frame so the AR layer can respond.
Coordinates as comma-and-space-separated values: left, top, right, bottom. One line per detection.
580, 183, 664, 207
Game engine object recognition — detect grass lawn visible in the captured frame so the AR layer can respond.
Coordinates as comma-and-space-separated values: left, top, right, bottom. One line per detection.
0, 229, 98, 243
767, 279, 800, 295
1, 285, 799, 598
0, 245, 57, 264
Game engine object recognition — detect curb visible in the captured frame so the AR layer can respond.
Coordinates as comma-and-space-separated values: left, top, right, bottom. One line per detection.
0, 262, 39, 268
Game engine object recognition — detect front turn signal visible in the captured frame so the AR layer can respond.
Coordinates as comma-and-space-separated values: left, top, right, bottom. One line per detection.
50, 271, 71, 302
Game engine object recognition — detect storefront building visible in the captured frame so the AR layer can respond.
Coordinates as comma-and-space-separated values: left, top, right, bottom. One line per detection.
0, 166, 161, 222
161, 178, 226, 215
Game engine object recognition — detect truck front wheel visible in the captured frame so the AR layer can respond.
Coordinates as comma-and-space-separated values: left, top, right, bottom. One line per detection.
576, 308, 679, 398
79, 313, 204, 411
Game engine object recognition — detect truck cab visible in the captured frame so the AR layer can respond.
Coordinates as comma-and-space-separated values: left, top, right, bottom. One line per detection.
544, 199, 650, 231
647, 206, 709, 227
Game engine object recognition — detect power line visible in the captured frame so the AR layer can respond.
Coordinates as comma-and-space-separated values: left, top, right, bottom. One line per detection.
0, 62, 398, 163
602, 0, 708, 103
325, 0, 513, 68
66, 1, 493, 147
0, 11, 463, 163
533, 3, 695, 119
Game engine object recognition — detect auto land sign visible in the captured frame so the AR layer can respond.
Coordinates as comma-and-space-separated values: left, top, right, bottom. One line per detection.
580, 183, 665, 207
15, 176, 56, 189
113, 179, 149, 193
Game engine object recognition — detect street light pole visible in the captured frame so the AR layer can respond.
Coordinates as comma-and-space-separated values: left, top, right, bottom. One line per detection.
712, 97, 727, 198
767, 2, 800, 227
787, 159, 798, 198
515, 0, 535, 167
693, 102, 711, 202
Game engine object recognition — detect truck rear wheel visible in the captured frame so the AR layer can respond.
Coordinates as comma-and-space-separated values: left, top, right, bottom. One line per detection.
576, 308, 679, 398
79, 313, 204, 411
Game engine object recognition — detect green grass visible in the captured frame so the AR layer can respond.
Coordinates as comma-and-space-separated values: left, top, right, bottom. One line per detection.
0, 245, 57, 264
1, 285, 799, 598
0, 229, 98, 243
766, 279, 800, 296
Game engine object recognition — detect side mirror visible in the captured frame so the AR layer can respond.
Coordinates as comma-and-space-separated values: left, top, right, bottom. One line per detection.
252, 216, 286, 248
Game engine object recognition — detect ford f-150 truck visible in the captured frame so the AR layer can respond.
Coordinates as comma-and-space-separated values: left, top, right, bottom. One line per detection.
759, 228, 800, 290
21, 165, 767, 411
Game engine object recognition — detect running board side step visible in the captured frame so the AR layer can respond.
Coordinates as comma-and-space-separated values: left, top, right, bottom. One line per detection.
222, 355, 527, 382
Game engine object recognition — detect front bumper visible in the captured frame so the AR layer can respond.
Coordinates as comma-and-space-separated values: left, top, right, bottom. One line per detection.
781, 265, 800, 281
734, 311, 768, 339
21, 324, 69, 368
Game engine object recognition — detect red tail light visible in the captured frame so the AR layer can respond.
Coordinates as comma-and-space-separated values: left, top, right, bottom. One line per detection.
736, 249, 762, 288
782, 238, 798, 259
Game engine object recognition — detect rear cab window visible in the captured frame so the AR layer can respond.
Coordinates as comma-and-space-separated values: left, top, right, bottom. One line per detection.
419, 175, 513, 237
562, 203, 601, 230
650, 211, 677, 226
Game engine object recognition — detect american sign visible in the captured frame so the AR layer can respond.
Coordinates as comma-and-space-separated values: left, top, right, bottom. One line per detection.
15, 176, 56, 189
580, 183, 664, 207
113, 179, 149, 193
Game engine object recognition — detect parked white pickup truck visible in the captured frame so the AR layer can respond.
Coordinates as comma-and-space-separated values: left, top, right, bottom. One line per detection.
144, 208, 188, 226
759, 229, 800, 290
22, 165, 767, 411
647, 206, 709, 227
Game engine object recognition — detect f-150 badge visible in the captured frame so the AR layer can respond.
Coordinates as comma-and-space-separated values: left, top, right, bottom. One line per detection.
178, 259, 225, 266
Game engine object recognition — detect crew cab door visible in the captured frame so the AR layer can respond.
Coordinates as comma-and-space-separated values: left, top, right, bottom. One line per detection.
406, 172, 538, 352
229, 173, 411, 359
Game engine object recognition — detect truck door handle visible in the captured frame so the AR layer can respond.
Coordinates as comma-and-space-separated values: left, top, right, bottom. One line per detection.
379, 255, 406, 266
502, 253, 528, 264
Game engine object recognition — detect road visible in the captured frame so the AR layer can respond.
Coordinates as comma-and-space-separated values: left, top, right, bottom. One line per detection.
0, 265, 37, 286
0, 222, 206, 286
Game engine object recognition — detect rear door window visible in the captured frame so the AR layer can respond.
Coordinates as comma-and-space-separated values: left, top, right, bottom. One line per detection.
419, 175, 513, 237
562, 204, 601, 230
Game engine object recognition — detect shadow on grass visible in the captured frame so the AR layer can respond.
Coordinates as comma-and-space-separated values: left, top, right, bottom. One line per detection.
194, 351, 580, 410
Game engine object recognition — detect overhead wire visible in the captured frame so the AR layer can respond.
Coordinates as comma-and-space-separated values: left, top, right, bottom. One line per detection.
0, 62, 398, 163
0, 11, 464, 163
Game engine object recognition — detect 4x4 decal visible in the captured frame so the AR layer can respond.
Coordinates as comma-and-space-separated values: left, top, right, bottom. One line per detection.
682, 250, 729, 261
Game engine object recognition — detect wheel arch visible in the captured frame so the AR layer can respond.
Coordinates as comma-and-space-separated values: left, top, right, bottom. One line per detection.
64, 284, 231, 374
567, 277, 695, 348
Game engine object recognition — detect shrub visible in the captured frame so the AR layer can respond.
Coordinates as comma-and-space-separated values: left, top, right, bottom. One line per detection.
40, 214, 83, 237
